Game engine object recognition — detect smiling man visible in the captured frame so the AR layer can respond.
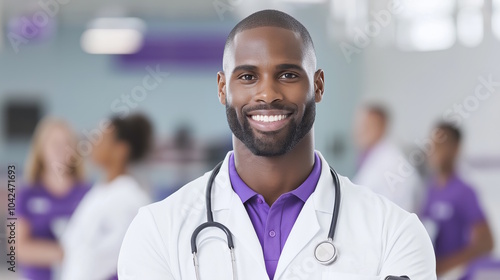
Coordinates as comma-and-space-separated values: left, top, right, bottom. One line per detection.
118, 10, 436, 280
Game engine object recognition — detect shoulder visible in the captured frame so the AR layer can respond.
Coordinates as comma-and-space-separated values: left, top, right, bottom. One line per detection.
341, 176, 409, 216
109, 176, 150, 203
455, 176, 477, 194
72, 181, 91, 197
339, 176, 421, 236
16, 183, 46, 205
340, 177, 436, 277
75, 181, 92, 190
17, 182, 42, 195
120, 172, 210, 252
444, 176, 480, 203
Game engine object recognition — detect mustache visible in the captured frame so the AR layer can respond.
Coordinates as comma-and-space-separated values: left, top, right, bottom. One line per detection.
242, 103, 296, 114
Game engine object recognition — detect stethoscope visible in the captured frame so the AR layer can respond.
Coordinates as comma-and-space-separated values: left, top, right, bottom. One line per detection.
190, 160, 341, 280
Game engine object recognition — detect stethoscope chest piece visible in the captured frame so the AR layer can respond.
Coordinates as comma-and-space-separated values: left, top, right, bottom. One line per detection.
314, 239, 338, 265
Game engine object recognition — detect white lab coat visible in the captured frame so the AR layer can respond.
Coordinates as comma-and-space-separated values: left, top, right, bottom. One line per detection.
61, 175, 150, 280
354, 140, 423, 213
118, 152, 436, 280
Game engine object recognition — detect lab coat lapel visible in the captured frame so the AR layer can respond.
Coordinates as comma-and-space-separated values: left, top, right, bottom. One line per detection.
225, 195, 269, 276
274, 152, 336, 279
212, 153, 269, 278
274, 197, 320, 279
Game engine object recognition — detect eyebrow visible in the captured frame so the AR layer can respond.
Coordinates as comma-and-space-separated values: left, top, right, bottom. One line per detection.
232, 65, 257, 74
275, 63, 305, 72
232, 63, 305, 74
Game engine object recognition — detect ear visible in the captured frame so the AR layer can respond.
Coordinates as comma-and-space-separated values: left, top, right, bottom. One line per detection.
314, 69, 325, 103
217, 71, 227, 106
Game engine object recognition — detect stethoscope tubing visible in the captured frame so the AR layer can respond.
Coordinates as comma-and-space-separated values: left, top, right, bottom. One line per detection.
190, 158, 341, 279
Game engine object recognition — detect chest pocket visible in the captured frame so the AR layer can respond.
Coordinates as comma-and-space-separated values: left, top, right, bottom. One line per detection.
322, 271, 380, 280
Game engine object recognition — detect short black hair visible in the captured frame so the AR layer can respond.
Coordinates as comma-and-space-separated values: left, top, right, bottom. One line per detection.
224, 10, 315, 62
110, 113, 153, 162
435, 122, 462, 144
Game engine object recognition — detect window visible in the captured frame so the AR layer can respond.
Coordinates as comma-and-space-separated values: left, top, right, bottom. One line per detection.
330, 0, 368, 38
493, 0, 500, 39
329, 0, 493, 51
396, 0, 456, 51
457, 0, 484, 47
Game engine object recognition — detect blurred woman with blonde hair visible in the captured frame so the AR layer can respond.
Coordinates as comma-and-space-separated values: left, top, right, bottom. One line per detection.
16, 117, 90, 280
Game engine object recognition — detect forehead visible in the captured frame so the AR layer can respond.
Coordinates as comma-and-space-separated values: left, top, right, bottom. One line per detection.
433, 129, 457, 145
43, 124, 69, 140
225, 26, 313, 71
358, 109, 381, 123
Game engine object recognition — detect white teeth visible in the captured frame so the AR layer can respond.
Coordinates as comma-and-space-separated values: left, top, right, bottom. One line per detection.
251, 115, 288, 123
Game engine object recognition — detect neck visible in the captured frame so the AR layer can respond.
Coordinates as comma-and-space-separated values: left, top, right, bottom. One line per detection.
364, 136, 383, 152
436, 168, 454, 187
233, 130, 315, 205
41, 172, 74, 197
106, 163, 127, 183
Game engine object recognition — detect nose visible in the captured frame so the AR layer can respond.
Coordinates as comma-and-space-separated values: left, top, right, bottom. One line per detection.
254, 75, 283, 103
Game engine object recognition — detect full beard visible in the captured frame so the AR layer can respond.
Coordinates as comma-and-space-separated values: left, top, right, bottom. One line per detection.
226, 99, 315, 157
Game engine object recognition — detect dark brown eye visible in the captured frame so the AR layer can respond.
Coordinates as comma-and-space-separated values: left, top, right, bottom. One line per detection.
280, 73, 298, 79
239, 74, 255, 80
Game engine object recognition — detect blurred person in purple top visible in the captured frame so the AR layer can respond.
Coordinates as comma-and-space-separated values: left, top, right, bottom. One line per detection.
421, 122, 494, 277
16, 118, 90, 280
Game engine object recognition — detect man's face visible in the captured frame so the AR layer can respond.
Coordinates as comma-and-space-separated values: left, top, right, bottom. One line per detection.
354, 110, 385, 151
218, 26, 323, 156
428, 129, 459, 173
91, 125, 128, 167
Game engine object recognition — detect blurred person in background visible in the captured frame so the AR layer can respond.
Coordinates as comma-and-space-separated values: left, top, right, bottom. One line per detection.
16, 118, 90, 280
353, 104, 422, 213
420, 122, 494, 278
60, 113, 153, 280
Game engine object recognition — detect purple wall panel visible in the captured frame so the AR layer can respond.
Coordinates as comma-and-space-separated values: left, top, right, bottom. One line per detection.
116, 34, 226, 69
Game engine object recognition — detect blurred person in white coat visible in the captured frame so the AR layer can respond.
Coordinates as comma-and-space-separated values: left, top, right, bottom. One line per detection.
353, 104, 422, 213
60, 114, 153, 280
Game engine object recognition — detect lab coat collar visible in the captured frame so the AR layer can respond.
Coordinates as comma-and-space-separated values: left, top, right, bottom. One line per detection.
210, 151, 339, 279
275, 151, 338, 279
211, 150, 336, 214
212, 152, 268, 277
211, 152, 233, 212
312, 151, 338, 214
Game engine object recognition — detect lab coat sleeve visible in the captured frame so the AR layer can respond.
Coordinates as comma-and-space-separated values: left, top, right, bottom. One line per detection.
118, 207, 175, 280
379, 213, 437, 280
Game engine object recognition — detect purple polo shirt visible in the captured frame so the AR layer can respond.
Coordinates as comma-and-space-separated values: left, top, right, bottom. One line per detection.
421, 174, 486, 259
229, 152, 321, 279
16, 182, 90, 280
